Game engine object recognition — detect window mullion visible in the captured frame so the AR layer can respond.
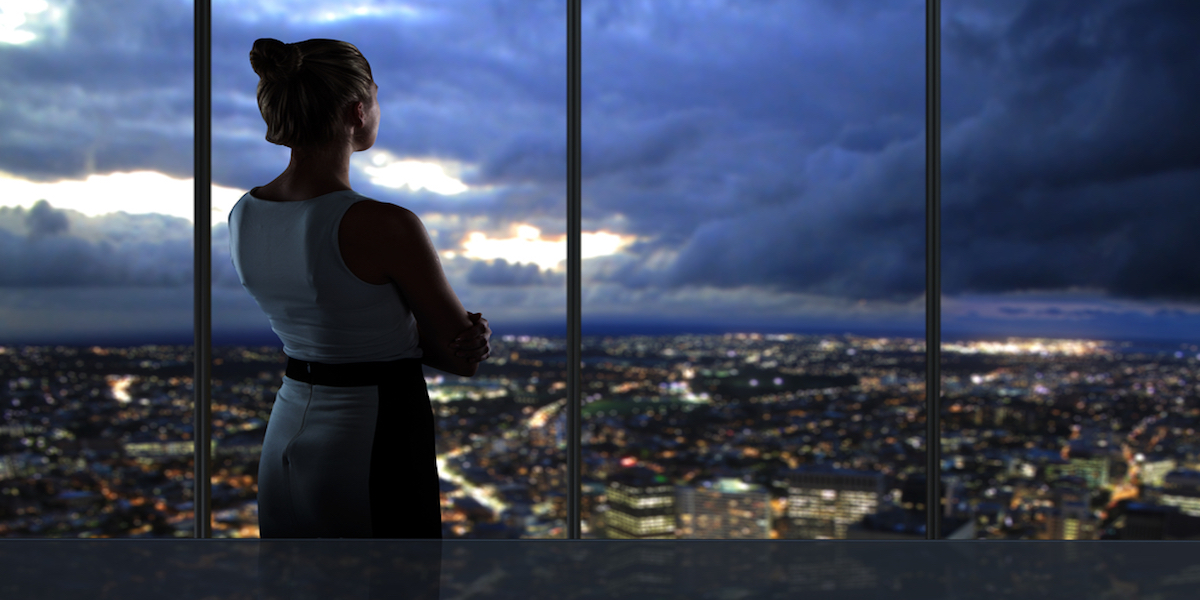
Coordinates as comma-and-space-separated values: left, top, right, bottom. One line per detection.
925, 0, 943, 541
566, 0, 583, 541
193, 0, 213, 540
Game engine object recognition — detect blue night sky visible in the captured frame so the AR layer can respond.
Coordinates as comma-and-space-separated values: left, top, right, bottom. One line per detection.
0, 0, 1198, 344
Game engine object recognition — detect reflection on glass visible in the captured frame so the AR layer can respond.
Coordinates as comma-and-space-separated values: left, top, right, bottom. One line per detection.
0, 0, 194, 537
210, 0, 566, 538
580, 2, 927, 539
941, 1, 1200, 539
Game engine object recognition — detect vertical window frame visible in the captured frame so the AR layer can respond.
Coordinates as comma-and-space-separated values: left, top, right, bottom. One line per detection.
193, 0, 212, 539
926, 0, 942, 540
567, 0, 583, 540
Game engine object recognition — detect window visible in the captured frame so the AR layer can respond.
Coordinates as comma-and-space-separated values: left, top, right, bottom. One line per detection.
208, 0, 568, 539
580, 0, 926, 539
4, 0, 1195, 544
940, 0, 1200, 540
0, 0, 196, 537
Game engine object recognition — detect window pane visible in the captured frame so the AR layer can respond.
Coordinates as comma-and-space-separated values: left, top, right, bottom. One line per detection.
581, 1, 928, 539
211, 0, 567, 538
942, 0, 1200, 539
0, 1, 195, 537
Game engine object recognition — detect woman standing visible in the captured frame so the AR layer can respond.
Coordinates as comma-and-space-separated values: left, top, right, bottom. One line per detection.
229, 38, 490, 539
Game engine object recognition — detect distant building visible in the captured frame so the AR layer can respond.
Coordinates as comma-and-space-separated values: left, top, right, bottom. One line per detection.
1045, 453, 1110, 490
1160, 469, 1200, 517
1036, 476, 1098, 540
122, 440, 210, 459
676, 479, 770, 539
1051, 475, 1092, 505
1117, 502, 1200, 540
942, 475, 968, 517
1137, 454, 1177, 487
898, 474, 964, 516
786, 467, 883, 539
1119, 503, 1170, 540
605, 467, 675, 539
581, 480, 606, 536
1046, 502, 1098, 541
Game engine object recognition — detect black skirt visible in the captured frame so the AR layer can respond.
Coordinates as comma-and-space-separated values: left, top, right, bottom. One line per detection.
256, 357, 442, 539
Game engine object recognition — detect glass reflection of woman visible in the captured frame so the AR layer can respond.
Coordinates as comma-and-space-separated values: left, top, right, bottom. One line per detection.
229, 38, 490, 540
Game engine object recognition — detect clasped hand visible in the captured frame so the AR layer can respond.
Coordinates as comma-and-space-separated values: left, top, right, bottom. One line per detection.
449, 312, 491, 362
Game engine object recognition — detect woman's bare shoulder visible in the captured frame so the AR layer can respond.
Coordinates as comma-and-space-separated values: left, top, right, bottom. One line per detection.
342, 198, 425, 242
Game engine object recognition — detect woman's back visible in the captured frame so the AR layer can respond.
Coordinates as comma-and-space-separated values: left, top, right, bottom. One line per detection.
240, 37, 488, 541
228, 189, 421, 364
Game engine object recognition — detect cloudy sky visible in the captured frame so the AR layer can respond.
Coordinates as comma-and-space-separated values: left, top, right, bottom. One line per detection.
0, 0, 1197, 344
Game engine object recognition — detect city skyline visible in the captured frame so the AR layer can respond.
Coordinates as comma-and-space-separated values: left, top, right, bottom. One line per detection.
6, 331, 1200, 540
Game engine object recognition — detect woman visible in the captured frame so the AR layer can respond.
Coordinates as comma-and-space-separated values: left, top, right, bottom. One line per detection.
229, 38, 490, 539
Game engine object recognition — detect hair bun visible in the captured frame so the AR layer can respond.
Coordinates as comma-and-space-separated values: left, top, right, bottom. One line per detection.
250, 38, 303, 82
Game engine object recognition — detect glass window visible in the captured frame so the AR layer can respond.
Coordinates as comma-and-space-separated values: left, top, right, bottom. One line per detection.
0, 0, 195, 537
941, 0, 1200, 540
581, 0, 927, 539
210, 0, 567, 538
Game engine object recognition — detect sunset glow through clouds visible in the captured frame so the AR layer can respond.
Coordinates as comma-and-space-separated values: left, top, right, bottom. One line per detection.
0, 171, 245, 223
361, 152, 469, 195
0, 0, 53, 45
214, 0, 426, 24
462, 225, 634, 271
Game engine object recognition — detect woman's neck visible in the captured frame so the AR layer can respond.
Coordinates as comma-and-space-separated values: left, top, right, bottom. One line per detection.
258, 143, 355, 201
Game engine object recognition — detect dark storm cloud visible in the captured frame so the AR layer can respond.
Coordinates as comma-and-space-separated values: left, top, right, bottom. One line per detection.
0, 203, 191, 286
25, 200, 69, 236
608, 140, 928, 300
938, 0, 1200, 300
598, 0, 1200, 302
466, 258, 559, 287
574, 0, 929, 298
209, 0, 566, 205
0, 0, 193, 181
7, 0, 1197, 316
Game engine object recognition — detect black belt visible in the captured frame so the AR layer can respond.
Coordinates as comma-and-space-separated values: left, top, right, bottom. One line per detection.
285, 357, 422, 387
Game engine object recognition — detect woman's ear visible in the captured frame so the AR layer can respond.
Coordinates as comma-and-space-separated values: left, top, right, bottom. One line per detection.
353, 101, 367, 128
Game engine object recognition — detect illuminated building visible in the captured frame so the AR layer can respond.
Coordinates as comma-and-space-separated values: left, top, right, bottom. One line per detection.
122, 440, 207, 459
1160, 469, 1200, 517
786, 467, 883, 539
604, 468, 675, 539
1046, 502, 1097, 540
676, 479, 770, 539
1138, 455, 1178, 487
1045, 452, 1111, 490
1046, 478, 1097, 541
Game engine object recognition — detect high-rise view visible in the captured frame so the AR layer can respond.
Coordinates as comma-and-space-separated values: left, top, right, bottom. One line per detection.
2, 0, 1198, 542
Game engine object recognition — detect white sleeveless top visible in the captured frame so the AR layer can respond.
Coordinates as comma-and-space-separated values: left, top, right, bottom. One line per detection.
228, 189, 422, 364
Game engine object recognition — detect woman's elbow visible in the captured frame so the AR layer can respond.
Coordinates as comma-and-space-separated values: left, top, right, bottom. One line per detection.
450, 361, 479, 378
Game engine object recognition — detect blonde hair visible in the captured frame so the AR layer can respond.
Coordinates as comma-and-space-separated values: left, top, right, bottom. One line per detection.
249, 38, 374, 148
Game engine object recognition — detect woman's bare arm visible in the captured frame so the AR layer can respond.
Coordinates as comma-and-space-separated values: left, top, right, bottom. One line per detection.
340, 200, 484, 377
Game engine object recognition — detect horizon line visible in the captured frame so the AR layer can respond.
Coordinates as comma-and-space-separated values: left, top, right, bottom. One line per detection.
3, 319, 1199, 348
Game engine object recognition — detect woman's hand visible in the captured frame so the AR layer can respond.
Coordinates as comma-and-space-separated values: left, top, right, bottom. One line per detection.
449, 312, 491, 363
